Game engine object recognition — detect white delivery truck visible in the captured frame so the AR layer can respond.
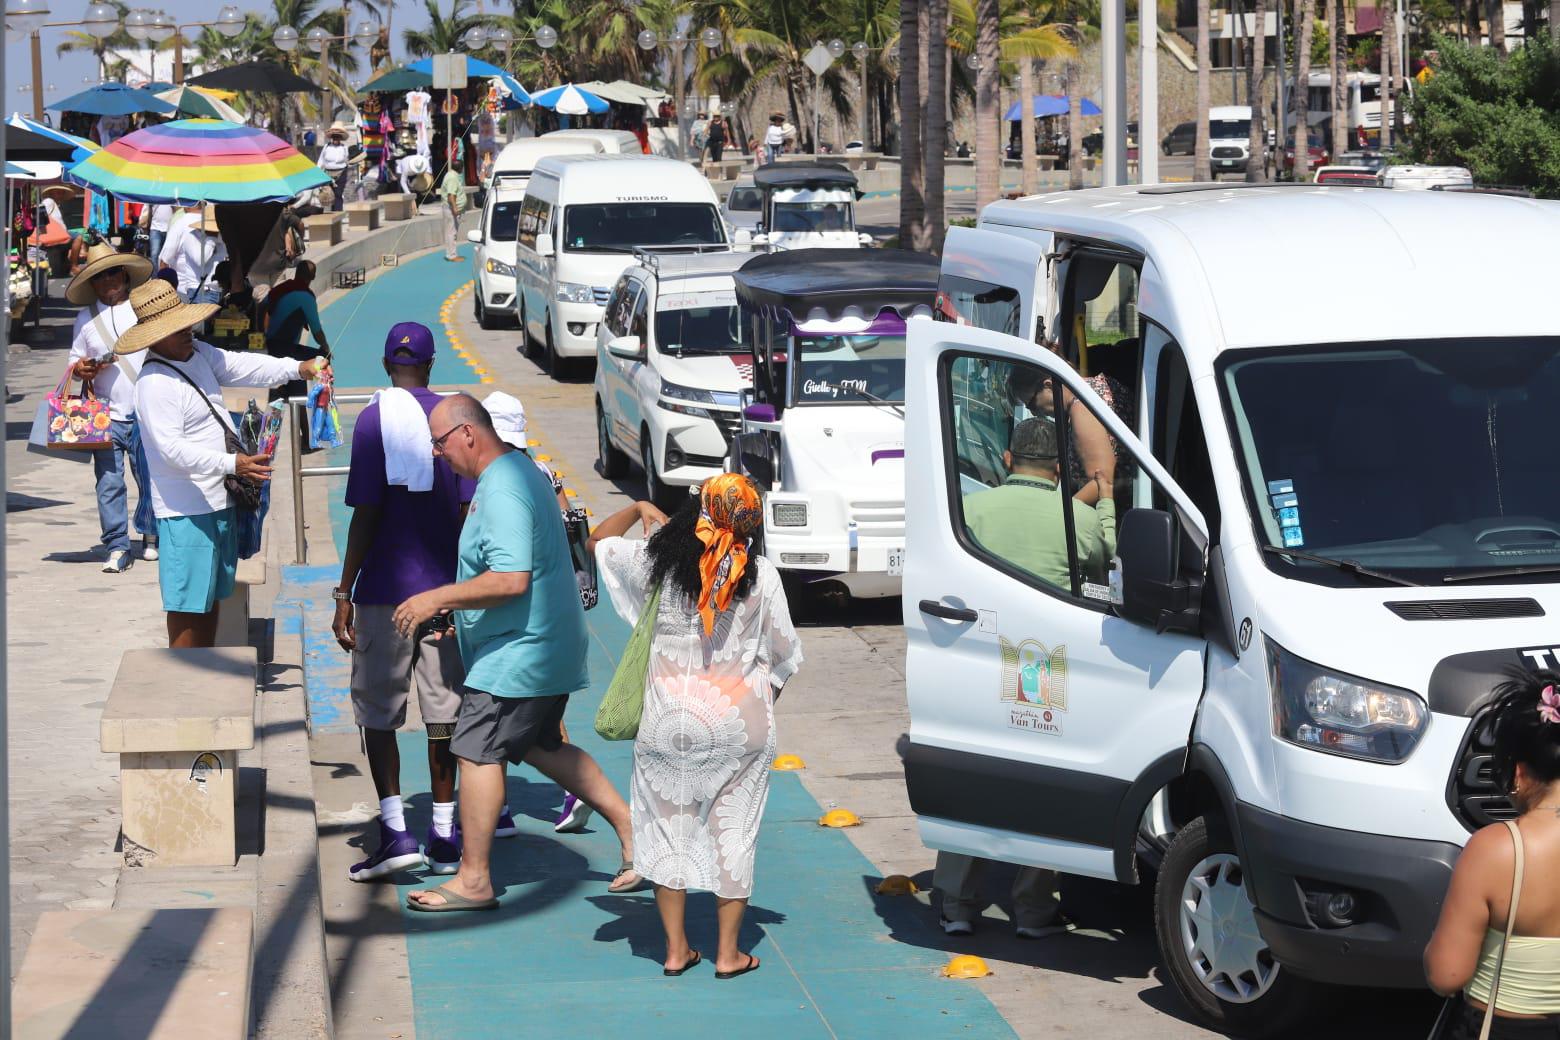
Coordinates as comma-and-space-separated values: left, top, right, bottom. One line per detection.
905, 183, 1560, 1034
727, 248, 939, 598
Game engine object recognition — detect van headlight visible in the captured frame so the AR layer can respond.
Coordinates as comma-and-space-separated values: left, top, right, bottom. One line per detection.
1266, 640, 1428, 764
657, 380, 716, 418
485, 258, 515, 278
555, 281, 594, 304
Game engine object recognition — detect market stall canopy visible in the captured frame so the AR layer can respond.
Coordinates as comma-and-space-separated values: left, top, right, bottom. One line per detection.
49, 82, 177, 117
65, 118, 330, 204
733, 248, 940, 324
359, 64, 432, 94
574, 80, 669, 106
1003, 94, 1102, 120
531, 83, 608, 115
157, 85, 245, 122
7, 113, 98, 161
186, 59, 318, 94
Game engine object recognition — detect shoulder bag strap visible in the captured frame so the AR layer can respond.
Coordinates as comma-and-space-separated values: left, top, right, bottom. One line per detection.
144, 356, 236, 436
90, 304, 141, 387
1478, 819, 1525, 1040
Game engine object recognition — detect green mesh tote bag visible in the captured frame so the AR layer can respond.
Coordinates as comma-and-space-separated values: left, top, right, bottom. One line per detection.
594, 583, 663, 741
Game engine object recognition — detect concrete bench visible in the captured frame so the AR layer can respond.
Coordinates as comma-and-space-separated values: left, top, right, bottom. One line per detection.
302, 213, 340, 247
344, 201, 381, 232
703, 158, 744, 180
101, 647, 257, 867
216, 553, 267, 648
1038, 154, 1059, 171
379, 192, 415, 221
13, 907, 253, 1040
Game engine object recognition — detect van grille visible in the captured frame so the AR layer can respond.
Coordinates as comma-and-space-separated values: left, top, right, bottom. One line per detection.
1447, 707, 1517, 832
1385, 598, 1543, 621
708, 408, 740, 446
1212, 146, 1243, 159
851, 500, 905, 540
592, 285, 611, 306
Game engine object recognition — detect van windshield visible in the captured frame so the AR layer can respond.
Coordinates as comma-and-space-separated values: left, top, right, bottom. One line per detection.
488, 201, 521, 242
654, 298, 749, 355
1221, 339, 1560, 585
772, 201, 854, 233
1210, 118, 1251, 139
791, 317, 907, 406
561, 203, 726, 252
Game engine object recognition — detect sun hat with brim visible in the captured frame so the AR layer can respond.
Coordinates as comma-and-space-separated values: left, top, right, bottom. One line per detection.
65, 242, 152, 306
199, 204, 221, 234
482, 391, 528, 449
42, 185, 76, 204
328, 121, 351, 138
113, 279, 218, 355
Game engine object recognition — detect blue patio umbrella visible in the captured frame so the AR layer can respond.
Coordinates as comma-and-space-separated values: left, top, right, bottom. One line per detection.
49, 82, 176, 117
6, 112, 98, 162
530, 83, 608, 115
407, 56, 508, 78
1003, 94, 1102, 120
492, 72, 531, 108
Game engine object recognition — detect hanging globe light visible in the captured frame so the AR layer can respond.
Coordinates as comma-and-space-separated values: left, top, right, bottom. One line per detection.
81, 0, 119, 39
827, 38, 845, 59
668, 28, 685, 47
352, 18, 377, 47
699, 26, 721, 50
965, 52, 980, 70
305, 24, 330, 52
489, 25, 512, 48
272, 23, 299, 50
636, 28, 658, 50
6, 0, 51, 36
123, 7, 150, 40
851, 40, 869, 60
462, 24, 488, 50
146, 9, 174, 43
534, 23, 557, 48
215, 4, 244, 38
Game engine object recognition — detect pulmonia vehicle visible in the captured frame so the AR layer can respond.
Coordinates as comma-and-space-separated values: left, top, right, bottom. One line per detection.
745, 163, 873, 252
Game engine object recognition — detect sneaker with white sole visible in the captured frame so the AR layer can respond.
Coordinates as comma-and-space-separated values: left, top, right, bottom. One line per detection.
495, 809, 518, 839
554, 793, 593, 833
348, 821, 424, 882
102, 549, 132, 574
142, 541, 159, 562
940, 917, 974, 936
1015, 919, 1071, 940
424, 824, 462, 875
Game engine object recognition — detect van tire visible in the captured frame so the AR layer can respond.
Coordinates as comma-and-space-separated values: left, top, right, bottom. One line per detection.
597, 399, 629, 479
639, 427, 677, 512
518, 303, 537, 358
476, 292, 501, 331
544, 321, 564, 377
1153, 815, 1314, 1038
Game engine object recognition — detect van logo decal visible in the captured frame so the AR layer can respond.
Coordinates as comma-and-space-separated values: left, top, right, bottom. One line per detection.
1238, 618, 1252, 652
1000, 637, 1067, 737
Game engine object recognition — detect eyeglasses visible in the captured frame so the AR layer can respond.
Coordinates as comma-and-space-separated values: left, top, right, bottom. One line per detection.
430, 422, 468, 455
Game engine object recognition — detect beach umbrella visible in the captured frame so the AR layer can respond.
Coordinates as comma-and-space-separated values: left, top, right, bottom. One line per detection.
141, 81, 176, 93
359, 65, 432, 94
491, 72, 531, 108
407, 55, 507, 78
49, 82, 177, 117
64, 118, 330, 204
6, 113, 98, 161
186, 59, 318, 94
531, 83, 608, 115
156, 85, 245, 122
1003, 94, 1102, 120
5, 124, 82, 161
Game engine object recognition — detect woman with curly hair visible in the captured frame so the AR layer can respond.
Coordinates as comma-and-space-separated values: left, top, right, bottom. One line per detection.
1425, 670, 1560, 1038
596, 474, 804, 980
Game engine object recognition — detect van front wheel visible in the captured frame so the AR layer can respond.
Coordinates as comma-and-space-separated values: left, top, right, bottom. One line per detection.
1153, 815, 1313, 1038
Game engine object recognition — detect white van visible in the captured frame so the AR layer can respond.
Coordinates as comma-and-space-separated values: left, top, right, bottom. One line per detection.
594, 250, 754, 507
907, 185, 1560, 1032
542, 128, 643, 155
488, 135, 602, 192
466, 185, 524, 329
1209, 104, 1255, 176
1380, 165, 1474, 191
751, 163, 872, 251
514, 154, 729, 376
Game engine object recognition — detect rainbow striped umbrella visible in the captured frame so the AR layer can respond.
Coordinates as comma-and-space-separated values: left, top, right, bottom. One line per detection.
64, 118, 330, 204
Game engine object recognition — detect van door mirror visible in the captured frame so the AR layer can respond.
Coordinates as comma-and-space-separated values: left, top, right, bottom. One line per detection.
1117, 508, 1203, 635
606, 335, 645, 361
535, 232, 555, 258
733, 228, 753, 252
466, 229, 482, 244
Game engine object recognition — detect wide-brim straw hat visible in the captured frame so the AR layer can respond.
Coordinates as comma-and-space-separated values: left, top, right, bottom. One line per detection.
328, 120, 351, 138
65, 242, 152, 306
42, 185, 76, 204
199, 204, 221, 234
114, 279, 218, 355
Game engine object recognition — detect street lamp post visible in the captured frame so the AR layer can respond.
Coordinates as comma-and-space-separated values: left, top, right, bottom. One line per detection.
465, 24, 550, 142
171, 5, 247, 84
274, 19, 378, 145
8, 0, 129, 121
638, 24, 722, 161
851, 40, 869, 152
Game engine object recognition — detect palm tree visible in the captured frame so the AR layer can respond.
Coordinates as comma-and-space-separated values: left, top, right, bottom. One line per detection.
899, 0, 926, 246
401, 0, 490, 57
1329, 0, 1346, 159
1194, 0, 1210, 180
1290, 0, 1316, 180
1244, 0, 1266, 181
1020, 56, 1037, 193
974, 0, 1002, 208
55, 0, 133, 80
925, 0, 949, 251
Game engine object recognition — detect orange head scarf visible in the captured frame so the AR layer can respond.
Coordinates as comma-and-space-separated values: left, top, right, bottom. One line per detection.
694, 474, 763, 635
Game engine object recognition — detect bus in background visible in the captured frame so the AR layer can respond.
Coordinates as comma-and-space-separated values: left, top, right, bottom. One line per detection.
1303, 71, 1412, 147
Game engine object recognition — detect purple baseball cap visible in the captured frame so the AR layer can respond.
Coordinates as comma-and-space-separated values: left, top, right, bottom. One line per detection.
384, 322, 436, 364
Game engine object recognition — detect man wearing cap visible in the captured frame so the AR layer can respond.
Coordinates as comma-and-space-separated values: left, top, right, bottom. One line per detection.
440, 159, 465, 263
331, 323, 484, 881
67, 242, 157, 574
317, 123, 354, 213
125, 279, 328, 648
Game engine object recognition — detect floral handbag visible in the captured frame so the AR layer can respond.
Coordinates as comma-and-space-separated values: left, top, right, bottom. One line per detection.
45, 366, 112, 451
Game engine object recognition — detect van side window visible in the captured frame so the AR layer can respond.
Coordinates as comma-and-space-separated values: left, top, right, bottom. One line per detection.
1059, 255, 1141, 428
935, 274, 1021, 336
535, 199, 553, 235
1151, 340, 1220, 540
517, 196, 539, 251
628, 287, 650, 345
944, 353, 1169, 606
604, 278, 636, 338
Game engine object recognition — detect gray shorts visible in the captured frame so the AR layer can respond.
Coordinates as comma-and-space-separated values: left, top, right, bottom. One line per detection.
349, 604, 465, 733
449, 689, 568, 766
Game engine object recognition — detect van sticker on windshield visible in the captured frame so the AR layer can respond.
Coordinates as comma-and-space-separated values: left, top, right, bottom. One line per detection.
1269, 477, 1304, 548
999, 638, 1067, 737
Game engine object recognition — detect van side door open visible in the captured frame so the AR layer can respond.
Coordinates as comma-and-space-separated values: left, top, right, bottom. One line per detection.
904, 320, 1209, 882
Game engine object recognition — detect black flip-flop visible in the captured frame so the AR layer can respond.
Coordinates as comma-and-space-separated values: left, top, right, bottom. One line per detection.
715, 954, 760, 980
663, 950, 702, 977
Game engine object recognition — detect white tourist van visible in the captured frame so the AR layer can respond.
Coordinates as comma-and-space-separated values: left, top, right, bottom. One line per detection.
514, 154, 728, 376
905, 184, 1560, 1033
488, 135, 602, 191
542, 128, 643, 155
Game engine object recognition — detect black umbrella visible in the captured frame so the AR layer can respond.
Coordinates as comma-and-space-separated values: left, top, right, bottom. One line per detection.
4, 125, 81, 161
187, 59, 319, 94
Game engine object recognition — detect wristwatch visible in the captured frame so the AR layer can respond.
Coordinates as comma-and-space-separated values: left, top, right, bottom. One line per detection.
331, 588, 351, 602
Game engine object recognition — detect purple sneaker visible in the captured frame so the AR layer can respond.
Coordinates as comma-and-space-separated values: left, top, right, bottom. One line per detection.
495, 809, 518, 839
554, 794, 593, 834
424, 824, 462, 875
348, 821, 424, 882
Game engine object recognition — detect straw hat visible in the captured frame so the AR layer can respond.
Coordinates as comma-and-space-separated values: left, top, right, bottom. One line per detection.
65, 242, 152, 306
327, 121, 351, 138
113, 279, 219, 355
199, 204, 221, 234
42, 185, 76, 205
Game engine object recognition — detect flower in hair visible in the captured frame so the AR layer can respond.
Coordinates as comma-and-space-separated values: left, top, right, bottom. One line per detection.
1539, 685, 1560, 725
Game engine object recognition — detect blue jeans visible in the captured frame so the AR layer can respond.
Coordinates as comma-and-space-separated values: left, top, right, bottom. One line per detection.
183, 285, 222, 305
93, 418, 154, 553
148, 228, 165, 267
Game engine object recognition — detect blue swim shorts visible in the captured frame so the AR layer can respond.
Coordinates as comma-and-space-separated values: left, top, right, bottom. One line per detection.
157, 507, 239, 614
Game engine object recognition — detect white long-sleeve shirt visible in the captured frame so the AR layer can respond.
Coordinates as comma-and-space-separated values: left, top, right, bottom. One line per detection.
136, 341, 302, 518
69, 301, 146, 421
159, 226, 227, 296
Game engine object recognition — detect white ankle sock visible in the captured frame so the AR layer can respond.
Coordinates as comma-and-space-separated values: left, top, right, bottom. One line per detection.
380, 795, 406, 833
432, 801, 455, 838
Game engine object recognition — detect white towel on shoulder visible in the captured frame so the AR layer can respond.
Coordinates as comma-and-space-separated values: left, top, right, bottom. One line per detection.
373, 387, 434, 491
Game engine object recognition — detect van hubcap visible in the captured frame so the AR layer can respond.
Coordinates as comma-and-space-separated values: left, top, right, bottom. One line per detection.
1178, 853, 1278, 1004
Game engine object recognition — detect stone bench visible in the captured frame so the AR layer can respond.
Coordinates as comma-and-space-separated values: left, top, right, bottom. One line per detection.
216, 552, 267, 649
344, 201, 381, 232
302, 213, 340, 247
703, 158, 745, 180
1038, 154, 1059, 171
379, 192, 415, 221
13, 907, 253, 1040
101, 647, 257, 867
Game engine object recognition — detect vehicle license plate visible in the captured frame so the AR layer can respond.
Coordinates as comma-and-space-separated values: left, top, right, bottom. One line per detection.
887, 547, 905, 577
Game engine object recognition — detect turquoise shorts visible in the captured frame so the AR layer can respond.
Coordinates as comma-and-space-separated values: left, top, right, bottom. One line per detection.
157, 507, 238, 614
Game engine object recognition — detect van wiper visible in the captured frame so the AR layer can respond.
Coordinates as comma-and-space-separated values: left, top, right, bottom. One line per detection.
838, 384, 905, 417
1442, 564, 1560, 584
1259, 545, 1422, 587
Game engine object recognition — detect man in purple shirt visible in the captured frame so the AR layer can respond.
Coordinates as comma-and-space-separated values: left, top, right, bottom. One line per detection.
332, 323, 499, 880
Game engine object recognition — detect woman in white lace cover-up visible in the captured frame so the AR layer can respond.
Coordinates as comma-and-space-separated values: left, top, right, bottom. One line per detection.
595, 474, 803, 980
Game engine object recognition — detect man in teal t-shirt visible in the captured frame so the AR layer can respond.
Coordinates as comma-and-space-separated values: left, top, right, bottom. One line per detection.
392, 393, 639, 912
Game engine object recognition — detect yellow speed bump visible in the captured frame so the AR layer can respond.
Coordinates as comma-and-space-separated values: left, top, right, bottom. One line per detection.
818, 808, 861, 828
874, 874, 918, 896
942, 955, 991, 979
772, 754, 806, 771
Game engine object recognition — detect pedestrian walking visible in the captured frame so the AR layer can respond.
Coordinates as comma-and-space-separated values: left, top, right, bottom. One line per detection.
334, 325, 490, 881
141, 202, 175, 268
317, 123, 354, 213
706, 115, 727, 164
1426, 671, 1560, 1038
66, 241, 157, 573
595, 474, 804, 978
124, 279, 327, 648
261, 261, 331, 404
398, 395, 643, 912
764, 114, 786, 165
159, 205, 227, 305
440, 159, 465, 263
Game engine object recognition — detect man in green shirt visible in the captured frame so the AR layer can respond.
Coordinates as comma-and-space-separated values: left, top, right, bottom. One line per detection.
440, 159, 465, 262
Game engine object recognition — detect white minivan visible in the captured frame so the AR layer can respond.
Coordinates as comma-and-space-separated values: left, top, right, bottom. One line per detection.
514, 154, 728, 376
467, 185, 524, 329
542, 128, 643, 155
594, 250, 754, 508
488, 135, 602, 191
906, 184, 1560, 1033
